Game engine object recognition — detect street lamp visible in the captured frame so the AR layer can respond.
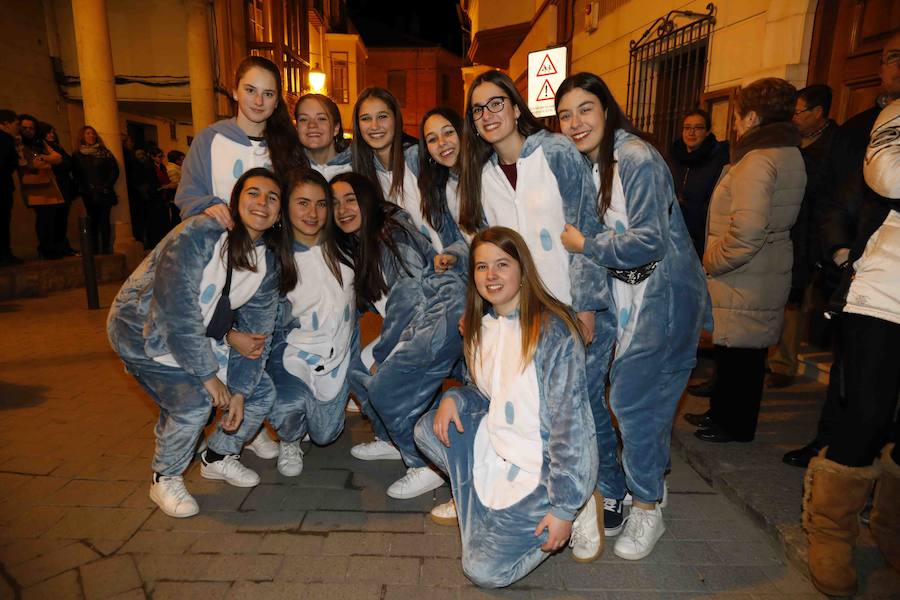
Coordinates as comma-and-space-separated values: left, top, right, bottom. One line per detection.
309, 63, 326, 93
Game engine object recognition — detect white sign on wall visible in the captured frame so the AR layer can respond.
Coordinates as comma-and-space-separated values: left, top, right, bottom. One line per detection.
528, 46, 567, 118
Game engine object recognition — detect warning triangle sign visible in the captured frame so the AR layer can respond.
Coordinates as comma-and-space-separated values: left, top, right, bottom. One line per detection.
536, 54, 558, 77
536, 79, 556, 101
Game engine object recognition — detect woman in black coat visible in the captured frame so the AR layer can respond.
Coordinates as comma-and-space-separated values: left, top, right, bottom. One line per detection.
73, 125, 119, 254
44, 126, 79, 256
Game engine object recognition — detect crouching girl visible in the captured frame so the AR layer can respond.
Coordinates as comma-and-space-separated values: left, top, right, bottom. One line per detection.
262, 168, 356, 476
414, 227, 602, 588
330, 172, 467, 499
107, 168, 286, 518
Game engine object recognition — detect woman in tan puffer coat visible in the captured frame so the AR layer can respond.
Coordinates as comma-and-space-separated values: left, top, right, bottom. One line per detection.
693, 78, 806, 444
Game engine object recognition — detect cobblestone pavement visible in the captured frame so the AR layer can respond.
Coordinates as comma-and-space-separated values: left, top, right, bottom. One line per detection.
0, 285, 831, 599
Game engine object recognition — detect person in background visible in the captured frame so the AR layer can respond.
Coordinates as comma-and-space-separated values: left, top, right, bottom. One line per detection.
767, 85, 839, 390
74, 125, 119, 254
803, 94, 900, 598
166, 150, 185, 228
18, 114, 65, 260
43, 125, 79, 257
0, 110, 24, 266
686, 78, 806, 444
145, 146, 176, 248
668, 109, 729, 258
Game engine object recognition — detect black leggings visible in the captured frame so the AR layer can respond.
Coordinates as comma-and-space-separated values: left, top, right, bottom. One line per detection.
708, 345, 767, 441
827, 313, 900, 467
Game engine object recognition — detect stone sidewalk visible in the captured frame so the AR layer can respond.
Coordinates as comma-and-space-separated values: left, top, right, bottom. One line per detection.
0, 284, 830, 599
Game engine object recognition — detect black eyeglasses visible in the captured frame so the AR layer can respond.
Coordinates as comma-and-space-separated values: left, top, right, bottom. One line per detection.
882, 51, 900, 67
471, 96, 508, 121
794, 107, 816, 116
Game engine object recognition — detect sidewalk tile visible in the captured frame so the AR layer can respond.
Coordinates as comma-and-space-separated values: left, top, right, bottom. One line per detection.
79, 554, 142, 600
21, 569, 83, 600
9, 541, 99, 587
136, 554, 282, 582
152, 581, 230, 600
42, 507, 152, 541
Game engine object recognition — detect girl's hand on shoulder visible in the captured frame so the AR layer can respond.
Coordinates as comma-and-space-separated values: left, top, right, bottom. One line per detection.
560, 224, 585, 254
204, 203, 234, 230
434, 397, 463, 447
575, 311, 595, 345
202, 376, 230, 408
226, 330, 265, 359
434, 253, 457, 273
535, 512, 573, 552
222, 394, 245, 432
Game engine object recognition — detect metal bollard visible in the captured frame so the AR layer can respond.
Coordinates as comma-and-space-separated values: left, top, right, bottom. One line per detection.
79, 215, 100, 310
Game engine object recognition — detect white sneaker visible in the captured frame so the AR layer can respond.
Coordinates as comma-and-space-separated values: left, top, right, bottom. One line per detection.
430, 498, 457, 526
350, 438, 402, 461
613, 505, 665, 560
570, 490, 604, 562
624, 481, 668, 508
200, 453, 260, 487
246, 429, 280, 459
345, 398, 361, 413
277, 441, 304, 477
386, 466, 444, 499
150, 475, 199, 518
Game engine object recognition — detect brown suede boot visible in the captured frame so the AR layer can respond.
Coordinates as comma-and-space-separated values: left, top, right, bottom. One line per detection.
871, 444, 900, 571
802, 449, 880, 597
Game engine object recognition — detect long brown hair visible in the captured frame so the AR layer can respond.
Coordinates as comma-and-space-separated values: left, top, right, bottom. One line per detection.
464, 227, 582, 386
555, 72, 651, 218
458, 70, 546, 235
417, 106, 463, 231
233, 56, 307, 178
351, 87, 407, 199
294, 93, 349, 154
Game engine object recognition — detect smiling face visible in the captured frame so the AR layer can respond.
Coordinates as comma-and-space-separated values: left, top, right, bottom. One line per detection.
556, 86, 606, 162
288, 181, 327, 245
233, 66, 278, 129
237, 175, 281, 240
331, 180, 362, 235
296, 97, 339, 152
470, 81, 520, 147
681, 114, 709, 151
357, 97, 395, 156
423, 114, 460, 168
473, 241, 521, 317
83, 127, 97, 145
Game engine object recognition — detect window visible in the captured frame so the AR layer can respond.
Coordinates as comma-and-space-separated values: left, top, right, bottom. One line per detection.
245, 0, 309, 97
330, 51, 349, 104
626, 5, 716, 150
388, 70, 407, 107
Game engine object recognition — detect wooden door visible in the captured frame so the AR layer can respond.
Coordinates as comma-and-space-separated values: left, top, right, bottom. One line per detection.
808, 0, 900, 123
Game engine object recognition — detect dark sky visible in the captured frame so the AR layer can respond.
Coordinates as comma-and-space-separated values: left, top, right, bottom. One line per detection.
347, 0, 464, 56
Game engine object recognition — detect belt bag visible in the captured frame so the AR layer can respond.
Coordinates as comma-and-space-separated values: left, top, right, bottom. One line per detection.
608, 260, 659, 285
205, 263, 234, 340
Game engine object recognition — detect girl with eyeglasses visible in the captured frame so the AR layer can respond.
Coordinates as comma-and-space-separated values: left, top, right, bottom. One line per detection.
330, 172, 467, 500
107, 168, 290, 518
415, 227, 601, 587
351, 87, 450, 253
438, 70, 615, 543
295, 93, 353, 180
555, 72, 710, 561
175, 56, 306, 230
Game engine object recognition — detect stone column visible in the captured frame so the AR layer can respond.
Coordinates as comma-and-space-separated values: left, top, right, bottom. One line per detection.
71, 0, 142, 265
185, 0, 217, 131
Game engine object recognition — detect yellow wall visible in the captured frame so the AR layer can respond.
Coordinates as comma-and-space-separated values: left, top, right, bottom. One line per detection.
325, 33, 367, 130
467, 0, 536, 34
50, 0, 192, 103
570, 0, 817, 103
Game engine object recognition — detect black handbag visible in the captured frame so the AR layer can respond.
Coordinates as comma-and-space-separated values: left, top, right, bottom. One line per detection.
205, 262, 234, 340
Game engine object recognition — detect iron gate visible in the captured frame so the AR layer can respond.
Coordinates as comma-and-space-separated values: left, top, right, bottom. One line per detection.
626, 3, 716, 150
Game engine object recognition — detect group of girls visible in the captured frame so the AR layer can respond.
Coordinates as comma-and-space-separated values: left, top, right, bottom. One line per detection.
107, 53, 710, 587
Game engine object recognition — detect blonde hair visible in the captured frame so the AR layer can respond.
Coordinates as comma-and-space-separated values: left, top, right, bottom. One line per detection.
464, 227, 583, 386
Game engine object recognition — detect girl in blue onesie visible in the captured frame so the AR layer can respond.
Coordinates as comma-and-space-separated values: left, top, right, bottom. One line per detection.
174, 55, 305, 460
261, 168, 356, 477
351, 87, 448, 253
295, 93, 353, 180
330, 172, 467, 499
415, 226, 602, 588
437, 69, 617, 531
107, 168, 290, 518
555, 73, 711, 560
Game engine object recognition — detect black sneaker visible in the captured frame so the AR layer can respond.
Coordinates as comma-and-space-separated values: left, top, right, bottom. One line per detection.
603, 497, 625, 536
